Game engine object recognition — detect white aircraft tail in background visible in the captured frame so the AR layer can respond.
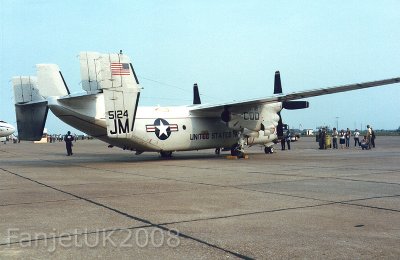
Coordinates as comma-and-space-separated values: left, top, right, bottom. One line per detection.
11, 51, 400, 157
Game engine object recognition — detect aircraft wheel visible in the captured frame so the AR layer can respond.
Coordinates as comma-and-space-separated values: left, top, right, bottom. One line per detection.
230, 144, 239, 156
160, 151, 173, 158
215, 148, 221, 155
264, 147, 274, 154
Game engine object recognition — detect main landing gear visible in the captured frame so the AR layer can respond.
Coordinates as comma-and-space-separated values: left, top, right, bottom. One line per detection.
230, 143, 243, 157
231, 132, 246, 158
160, 151, 173, 158
264, 146, 274, 154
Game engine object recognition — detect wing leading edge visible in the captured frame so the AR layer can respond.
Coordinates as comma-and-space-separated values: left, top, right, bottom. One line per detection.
190, 76, 400, 113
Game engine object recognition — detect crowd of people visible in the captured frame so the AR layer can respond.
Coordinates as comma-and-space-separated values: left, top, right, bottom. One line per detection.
48, 133, 87, 143
319, 125, 376, 150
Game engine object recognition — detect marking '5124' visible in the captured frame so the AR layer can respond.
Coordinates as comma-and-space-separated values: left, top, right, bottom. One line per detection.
108, 110, 133, 134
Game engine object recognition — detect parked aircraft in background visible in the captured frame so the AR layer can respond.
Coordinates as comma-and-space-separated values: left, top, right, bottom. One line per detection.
0, 121, 15, 138
11, 51, 400, 157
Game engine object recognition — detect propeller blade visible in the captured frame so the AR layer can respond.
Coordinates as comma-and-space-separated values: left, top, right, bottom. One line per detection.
274, 71, 282, 94
193, 83, 201, 105
283, 100, 309, 110
221, 105, 231, 123
277, 111, 284, 138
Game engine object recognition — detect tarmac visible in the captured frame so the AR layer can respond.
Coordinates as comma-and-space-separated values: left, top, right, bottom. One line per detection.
0, 136, 399, 259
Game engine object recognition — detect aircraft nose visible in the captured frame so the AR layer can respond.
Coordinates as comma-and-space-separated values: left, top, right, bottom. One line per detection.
7, 125, 15, 134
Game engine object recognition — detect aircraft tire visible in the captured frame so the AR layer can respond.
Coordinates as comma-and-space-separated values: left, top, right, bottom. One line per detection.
264, 147, 274, 154
230, 144, 239, 156
160, 151, 173, 158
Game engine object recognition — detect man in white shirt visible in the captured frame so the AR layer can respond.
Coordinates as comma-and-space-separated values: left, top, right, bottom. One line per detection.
353, 129, 360, 147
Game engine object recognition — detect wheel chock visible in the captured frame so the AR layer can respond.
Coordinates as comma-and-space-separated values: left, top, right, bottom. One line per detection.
226, 155, 238, 160
225, 154, 249, 160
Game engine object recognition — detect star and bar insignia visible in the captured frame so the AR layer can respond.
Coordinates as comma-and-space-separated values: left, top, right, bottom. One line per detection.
146, 118, 178, 140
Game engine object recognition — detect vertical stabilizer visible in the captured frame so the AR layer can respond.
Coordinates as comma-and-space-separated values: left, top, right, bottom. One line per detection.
12, 76, 43, 103
80, 51, 141, 138
37, 64, 69, 97
80, 51, 103, 93
12, 76, 48, 140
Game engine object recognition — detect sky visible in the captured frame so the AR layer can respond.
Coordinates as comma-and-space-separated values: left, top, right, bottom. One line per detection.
1, 0, 400, 134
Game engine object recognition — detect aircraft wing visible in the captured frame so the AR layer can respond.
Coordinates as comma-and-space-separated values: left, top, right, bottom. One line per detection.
190, 77, 400, 112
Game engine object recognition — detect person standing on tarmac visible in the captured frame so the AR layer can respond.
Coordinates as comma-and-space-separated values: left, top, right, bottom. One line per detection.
339, 129, 346, 149
345, 128, 351, 148
353, 129, 360, 147
317, 129, 322, 149
64, 131, 74, 156
371, 127, 376, 148
367, 125, 372, 150
332, 128, 338, 149
286, 131, 291, 150
319, 128, 326, 149
281, 137, 286, 150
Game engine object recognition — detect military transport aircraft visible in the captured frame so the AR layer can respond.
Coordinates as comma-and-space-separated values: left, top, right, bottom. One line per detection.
11, 51, 400, 157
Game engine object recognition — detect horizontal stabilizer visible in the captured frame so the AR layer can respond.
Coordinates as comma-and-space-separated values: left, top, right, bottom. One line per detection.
15, 101, 48, 141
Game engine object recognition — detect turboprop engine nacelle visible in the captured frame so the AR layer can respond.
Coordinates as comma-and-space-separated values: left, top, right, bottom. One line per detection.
263, 124, 277, 136
221, 107, 263, 131
227, 111, 262, 131
221, 103, 282, 133
242, 128, 260, 138
260, 103, 281, 136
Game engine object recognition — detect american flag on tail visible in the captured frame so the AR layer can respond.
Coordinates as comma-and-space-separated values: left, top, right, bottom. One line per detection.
111, 63, 130, 76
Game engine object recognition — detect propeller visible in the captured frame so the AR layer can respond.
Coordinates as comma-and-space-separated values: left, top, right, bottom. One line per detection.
193, 83, 201, 105
274, 71, 284, 138
274, 71, 309, 138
